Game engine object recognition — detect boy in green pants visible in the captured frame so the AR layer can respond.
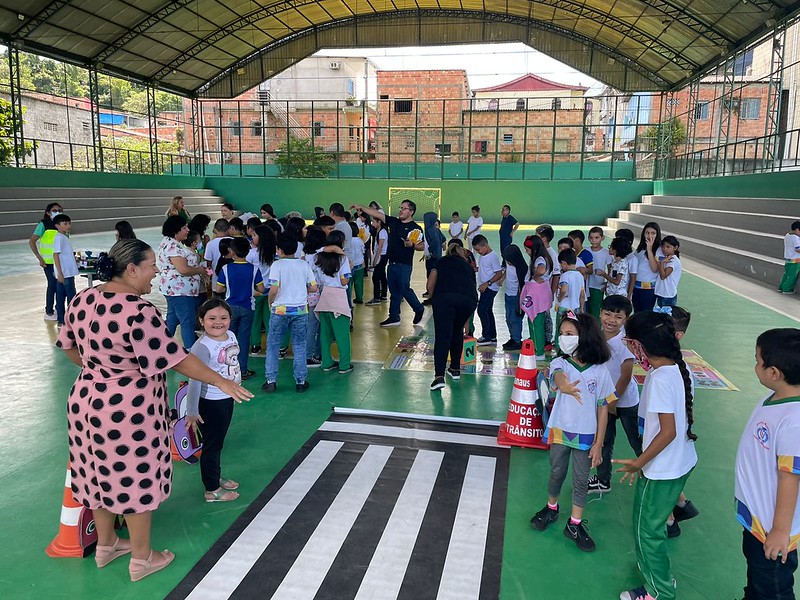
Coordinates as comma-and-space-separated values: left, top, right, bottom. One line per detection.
778, 220, 800, 293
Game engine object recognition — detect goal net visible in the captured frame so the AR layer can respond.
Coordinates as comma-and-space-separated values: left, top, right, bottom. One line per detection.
388, 187, 442, 218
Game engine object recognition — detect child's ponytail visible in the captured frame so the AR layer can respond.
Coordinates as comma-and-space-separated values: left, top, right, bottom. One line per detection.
670, 343, 697, 441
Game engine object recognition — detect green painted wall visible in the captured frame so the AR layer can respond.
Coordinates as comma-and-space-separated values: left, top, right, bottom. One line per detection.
204, 177, 654, 225
656, 170, 800, 198
0, 166, 205, 189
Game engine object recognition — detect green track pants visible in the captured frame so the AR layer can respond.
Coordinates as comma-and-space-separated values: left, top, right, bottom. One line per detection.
319, 311, 351, 370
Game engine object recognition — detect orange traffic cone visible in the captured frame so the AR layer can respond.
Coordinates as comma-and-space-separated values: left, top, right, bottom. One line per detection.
497, 339, 549, 449
45, 463, 98, 558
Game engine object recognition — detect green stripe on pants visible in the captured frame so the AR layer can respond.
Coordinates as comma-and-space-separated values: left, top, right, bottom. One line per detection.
633, 470, 692, 599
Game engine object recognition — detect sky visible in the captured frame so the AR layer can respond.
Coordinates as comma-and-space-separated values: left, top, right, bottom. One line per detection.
317, 43, 604, 93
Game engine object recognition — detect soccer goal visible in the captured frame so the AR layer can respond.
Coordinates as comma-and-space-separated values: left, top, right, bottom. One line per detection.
388, 187, 442, 218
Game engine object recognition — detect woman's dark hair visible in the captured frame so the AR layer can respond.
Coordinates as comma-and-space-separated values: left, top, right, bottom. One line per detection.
285, 216, 307, 241
757, 328, 800, 385
254, 225, 277, 267
560, 312, 610, 365
96, 239, 152, 282
162, 215, 188, 238
303, 227, 327, 255
525, 235, 552, 279
316, 230, 345, 277
661, 234, 681, 257
198, 298, 232, 319
636, 221, 662, 254
260, 203, 275, 217
41, 202, 62, 230
114, 220, 136, 240
188, 214, 211, 235
221, 202, 235, 211
625, 311, 697, 441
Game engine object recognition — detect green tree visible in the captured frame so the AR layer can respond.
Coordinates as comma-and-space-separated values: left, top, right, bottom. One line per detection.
273, 136, 335, 178
101, 135, 179, 174
643, 116, 686, 155
0, 98, 36, 166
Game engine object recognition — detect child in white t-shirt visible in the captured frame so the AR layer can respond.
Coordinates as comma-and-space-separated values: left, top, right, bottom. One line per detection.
655, 235, 682, 308
597, 237, 632, 298
449, 211, 464, 240
349, 222, 366, 304
466, 205, 483, 246
555, 249, 585, 351
530, 312, 616, 553
778, 220, 800, 293
734, 328, 800, 600
587, 226, 609, 317
52, 214, 79, 326
315, 230, 353, 374
614, 310, 698, 600
472, 234, 503, 346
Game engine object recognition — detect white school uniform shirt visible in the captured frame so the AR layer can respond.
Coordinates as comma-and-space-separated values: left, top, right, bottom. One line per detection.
784, 233, 800, 261
547, 247, 561, 276
557, 269, 584, 310
53, 233, 79, 278
477, 250, 502, 292
375, 229, 389, 256
639, 364, 698, 480
604, 331, 639, 408
268, 258, 317, 314
449, 221, 463, 238
350, 237, 365, 268
315, 255, 352, 289
630, 248, 664, 287
529, 256, 552, 282
588, 247, 610, 289
735, 394, 800, 549
545, 357, 617, 450
504, 265, 520, 296
605, 257, 630, 297
466, 215, 483, 243
204, 236, 231, 287
655, 255, 682, 298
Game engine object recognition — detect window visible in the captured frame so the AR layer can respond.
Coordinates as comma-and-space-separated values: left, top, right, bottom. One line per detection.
380, 94, 389, 100
312, 121, 324, 137
231, 121, 241, 136
473, 140, 488, 156
732, 49, 754, 77
250, 121, 262, 136
435, 143, 452, 158
515, 98, 526, 110
740, 98, 761, 120
346, 79, 355, 97
43, 122, 58, 132
502, 133, 514, 144
694, 101, 710, 120
394, 99, 412, 113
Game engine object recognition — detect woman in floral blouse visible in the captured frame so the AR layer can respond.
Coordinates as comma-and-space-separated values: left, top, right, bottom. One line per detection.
157, 216, 208, 349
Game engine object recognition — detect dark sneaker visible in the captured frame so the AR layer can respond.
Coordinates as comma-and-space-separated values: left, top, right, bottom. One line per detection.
306, 357, 322, 368
380, 318, 401, 328
279, 346, 288, 358
530, 504, 559, 531
353, 299, 363, 305
430, 377, 445, 391
365, 298, 382, 306
250, 345, 261, 354
262, 381, 276, 393
241, 370, 255, 380
673, 500, 700, 522
587, 475, 611, 494
476, 337, 497, 346
413, 309, 424, 325
564, 520, 596, 552
339, 365, 354, 374
446, 367, 461, 380
666, 521, 681, 538
380, 297, 387, 302
619, 586, 655, 600
322, 362, 339, 372
296, 381, 310, 393
502, 340, 522, 351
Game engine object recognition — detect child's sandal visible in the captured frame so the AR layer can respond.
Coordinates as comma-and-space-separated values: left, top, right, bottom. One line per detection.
219, 477, 239, 491
205, 488, 239, 503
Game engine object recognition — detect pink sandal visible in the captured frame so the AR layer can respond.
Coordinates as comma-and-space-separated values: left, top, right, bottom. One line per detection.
95, 537, 132, 568
129, 549, 175, 582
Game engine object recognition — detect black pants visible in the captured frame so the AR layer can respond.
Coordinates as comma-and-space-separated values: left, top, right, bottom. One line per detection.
742, 529, 798, 600
372, 255, 388, 299
198, 397, 234, 492
425, 256, 438, 280
432, 294, 477, 376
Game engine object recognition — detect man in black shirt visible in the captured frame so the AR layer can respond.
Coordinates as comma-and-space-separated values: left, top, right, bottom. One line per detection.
351, 200, 425, 327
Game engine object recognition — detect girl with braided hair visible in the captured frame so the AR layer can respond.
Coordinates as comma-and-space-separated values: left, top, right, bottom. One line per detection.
614, 310, 698, 600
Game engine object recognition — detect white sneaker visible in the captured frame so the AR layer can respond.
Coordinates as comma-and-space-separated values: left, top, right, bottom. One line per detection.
44, 313, 58, 321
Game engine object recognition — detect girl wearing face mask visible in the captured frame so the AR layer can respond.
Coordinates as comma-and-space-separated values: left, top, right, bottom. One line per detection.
530, 312, 617, 553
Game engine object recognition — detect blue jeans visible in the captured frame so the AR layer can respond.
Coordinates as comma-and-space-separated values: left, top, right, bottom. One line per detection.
43, 264, 56, 315
306, 309, 321, 359
656, 294, 677, 307
265, 312, 308, 384
504, 293, 522, 343
56, 276, 76, 325
477, 288, 498, 339
387, 262, 423, 320
166, 295, 198, 350
230, 305, 254, 372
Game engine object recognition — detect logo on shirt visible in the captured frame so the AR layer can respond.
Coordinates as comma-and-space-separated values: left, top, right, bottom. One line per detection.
754, 421, 770, 449
587, 379, 597, 396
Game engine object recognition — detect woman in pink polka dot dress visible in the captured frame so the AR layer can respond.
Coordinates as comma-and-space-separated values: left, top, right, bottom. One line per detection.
56, 239, 252, 582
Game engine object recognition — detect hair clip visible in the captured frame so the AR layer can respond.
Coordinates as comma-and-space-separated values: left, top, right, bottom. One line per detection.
653, 306, 673, 315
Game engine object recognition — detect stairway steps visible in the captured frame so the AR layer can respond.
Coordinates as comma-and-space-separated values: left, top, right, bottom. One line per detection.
643, 194, 800, 216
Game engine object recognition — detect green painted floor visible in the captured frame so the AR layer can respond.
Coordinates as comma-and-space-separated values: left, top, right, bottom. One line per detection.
1, 227, 798, 599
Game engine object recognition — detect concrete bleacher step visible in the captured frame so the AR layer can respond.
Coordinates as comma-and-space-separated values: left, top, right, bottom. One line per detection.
607, 194, 800, 294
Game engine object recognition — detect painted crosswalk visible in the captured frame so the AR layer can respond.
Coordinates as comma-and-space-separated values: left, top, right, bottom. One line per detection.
168, 409, 509, 600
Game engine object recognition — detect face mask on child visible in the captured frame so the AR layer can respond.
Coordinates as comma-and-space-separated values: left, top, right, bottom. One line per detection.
559, 335, 579, 356
626, 338, 652, 371
50, 211, 61, 218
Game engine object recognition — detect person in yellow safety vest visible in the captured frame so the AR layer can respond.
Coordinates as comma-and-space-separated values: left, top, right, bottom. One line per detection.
29, 202, 63, 321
